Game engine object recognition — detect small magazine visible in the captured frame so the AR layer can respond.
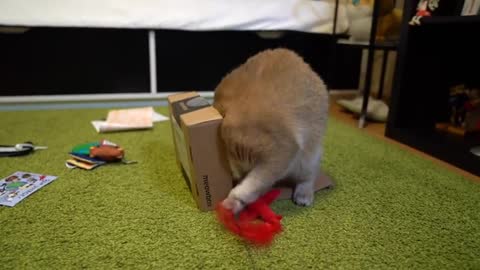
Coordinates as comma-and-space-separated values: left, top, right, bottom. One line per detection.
0, 171, 57, 207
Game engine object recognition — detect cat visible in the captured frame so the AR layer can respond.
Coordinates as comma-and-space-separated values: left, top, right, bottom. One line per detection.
212, 48, 329, 214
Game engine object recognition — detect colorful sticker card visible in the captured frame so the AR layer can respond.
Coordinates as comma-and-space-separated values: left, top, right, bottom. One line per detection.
0, 171, 57, 207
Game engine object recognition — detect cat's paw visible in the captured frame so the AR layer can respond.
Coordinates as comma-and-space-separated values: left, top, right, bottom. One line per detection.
293, 186, 314, 206
221, 195, 246, 214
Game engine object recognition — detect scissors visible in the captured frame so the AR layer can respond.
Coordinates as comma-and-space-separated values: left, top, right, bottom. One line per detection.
0, 142, 48, 157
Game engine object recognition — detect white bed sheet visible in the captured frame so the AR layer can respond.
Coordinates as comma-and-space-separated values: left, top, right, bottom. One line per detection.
0, 0, 349, 33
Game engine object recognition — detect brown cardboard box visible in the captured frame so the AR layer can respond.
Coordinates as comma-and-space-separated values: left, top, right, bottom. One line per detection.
167, 91, 333, 211
168, 91, 232, 211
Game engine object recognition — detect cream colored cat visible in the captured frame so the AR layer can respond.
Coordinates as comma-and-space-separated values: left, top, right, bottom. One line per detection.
212, 48, 329, 214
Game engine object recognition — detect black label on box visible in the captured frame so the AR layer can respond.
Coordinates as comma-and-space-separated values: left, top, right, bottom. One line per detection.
172, 95, 211, 126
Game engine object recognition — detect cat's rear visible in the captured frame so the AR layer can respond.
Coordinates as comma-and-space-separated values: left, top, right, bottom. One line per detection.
213, 48, 329, 213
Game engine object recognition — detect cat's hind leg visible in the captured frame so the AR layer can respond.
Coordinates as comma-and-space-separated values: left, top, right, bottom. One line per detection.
292, 146, 323, 206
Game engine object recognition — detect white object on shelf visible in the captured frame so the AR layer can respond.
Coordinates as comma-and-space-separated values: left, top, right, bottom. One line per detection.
461, 0, 480, 16
337, 96, 389, 122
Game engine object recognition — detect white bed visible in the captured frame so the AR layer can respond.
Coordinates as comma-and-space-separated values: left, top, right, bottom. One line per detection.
0, 0, 352, 104
0, 0, 349, 34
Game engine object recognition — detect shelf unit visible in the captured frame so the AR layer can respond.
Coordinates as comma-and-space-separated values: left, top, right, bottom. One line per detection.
336, 37, 398, 102
332, 0, 401, 128
386, 1, 480, 176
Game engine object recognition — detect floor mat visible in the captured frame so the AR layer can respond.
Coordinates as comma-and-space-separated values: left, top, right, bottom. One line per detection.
0, 106, 478, 269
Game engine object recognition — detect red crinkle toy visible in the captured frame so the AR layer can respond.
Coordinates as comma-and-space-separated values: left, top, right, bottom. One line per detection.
215, 189, 283, 245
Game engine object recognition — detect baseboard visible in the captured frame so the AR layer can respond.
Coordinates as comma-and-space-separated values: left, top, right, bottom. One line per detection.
0, 92, 215, 111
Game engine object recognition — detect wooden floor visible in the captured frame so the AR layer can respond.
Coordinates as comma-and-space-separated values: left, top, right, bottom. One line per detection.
329, 92, 480, 183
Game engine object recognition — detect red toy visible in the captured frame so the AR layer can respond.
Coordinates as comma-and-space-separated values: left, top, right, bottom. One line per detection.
215, 189, 283, 246
89, 144, 124, 162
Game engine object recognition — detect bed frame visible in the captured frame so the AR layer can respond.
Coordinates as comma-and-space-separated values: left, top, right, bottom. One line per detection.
0, 0, 366, 107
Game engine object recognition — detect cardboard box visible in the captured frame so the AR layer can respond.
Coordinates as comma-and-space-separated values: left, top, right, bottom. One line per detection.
168, 91, 232, 211
167, 91, 333, 211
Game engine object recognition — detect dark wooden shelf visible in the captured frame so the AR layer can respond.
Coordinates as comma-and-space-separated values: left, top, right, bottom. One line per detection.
385, 1, 480, 176
419, 15, 480, 25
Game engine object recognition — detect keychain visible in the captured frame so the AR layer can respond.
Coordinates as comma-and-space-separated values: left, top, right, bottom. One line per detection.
0, 142, 48, 157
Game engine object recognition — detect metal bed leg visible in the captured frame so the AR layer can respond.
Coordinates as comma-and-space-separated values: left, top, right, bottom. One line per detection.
377, 49, 389, 99
359, 0, 381, 128
148, 30, 157, 94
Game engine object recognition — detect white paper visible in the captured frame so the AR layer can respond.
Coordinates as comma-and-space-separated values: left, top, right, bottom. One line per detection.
91, 107, 169, 133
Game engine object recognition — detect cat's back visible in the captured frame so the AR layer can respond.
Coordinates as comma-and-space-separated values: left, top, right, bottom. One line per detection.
214, 48, 328, 115
213, 48, 329, 164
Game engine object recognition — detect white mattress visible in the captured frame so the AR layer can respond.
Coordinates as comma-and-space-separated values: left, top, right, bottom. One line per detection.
0, 0, 349, 34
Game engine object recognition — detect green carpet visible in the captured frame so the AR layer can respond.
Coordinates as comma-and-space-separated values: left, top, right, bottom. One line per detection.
0, 106, 479, 269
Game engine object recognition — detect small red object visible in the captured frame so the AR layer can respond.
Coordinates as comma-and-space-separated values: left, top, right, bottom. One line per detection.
89, 145, 124, 162
216, 189, 283, 246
